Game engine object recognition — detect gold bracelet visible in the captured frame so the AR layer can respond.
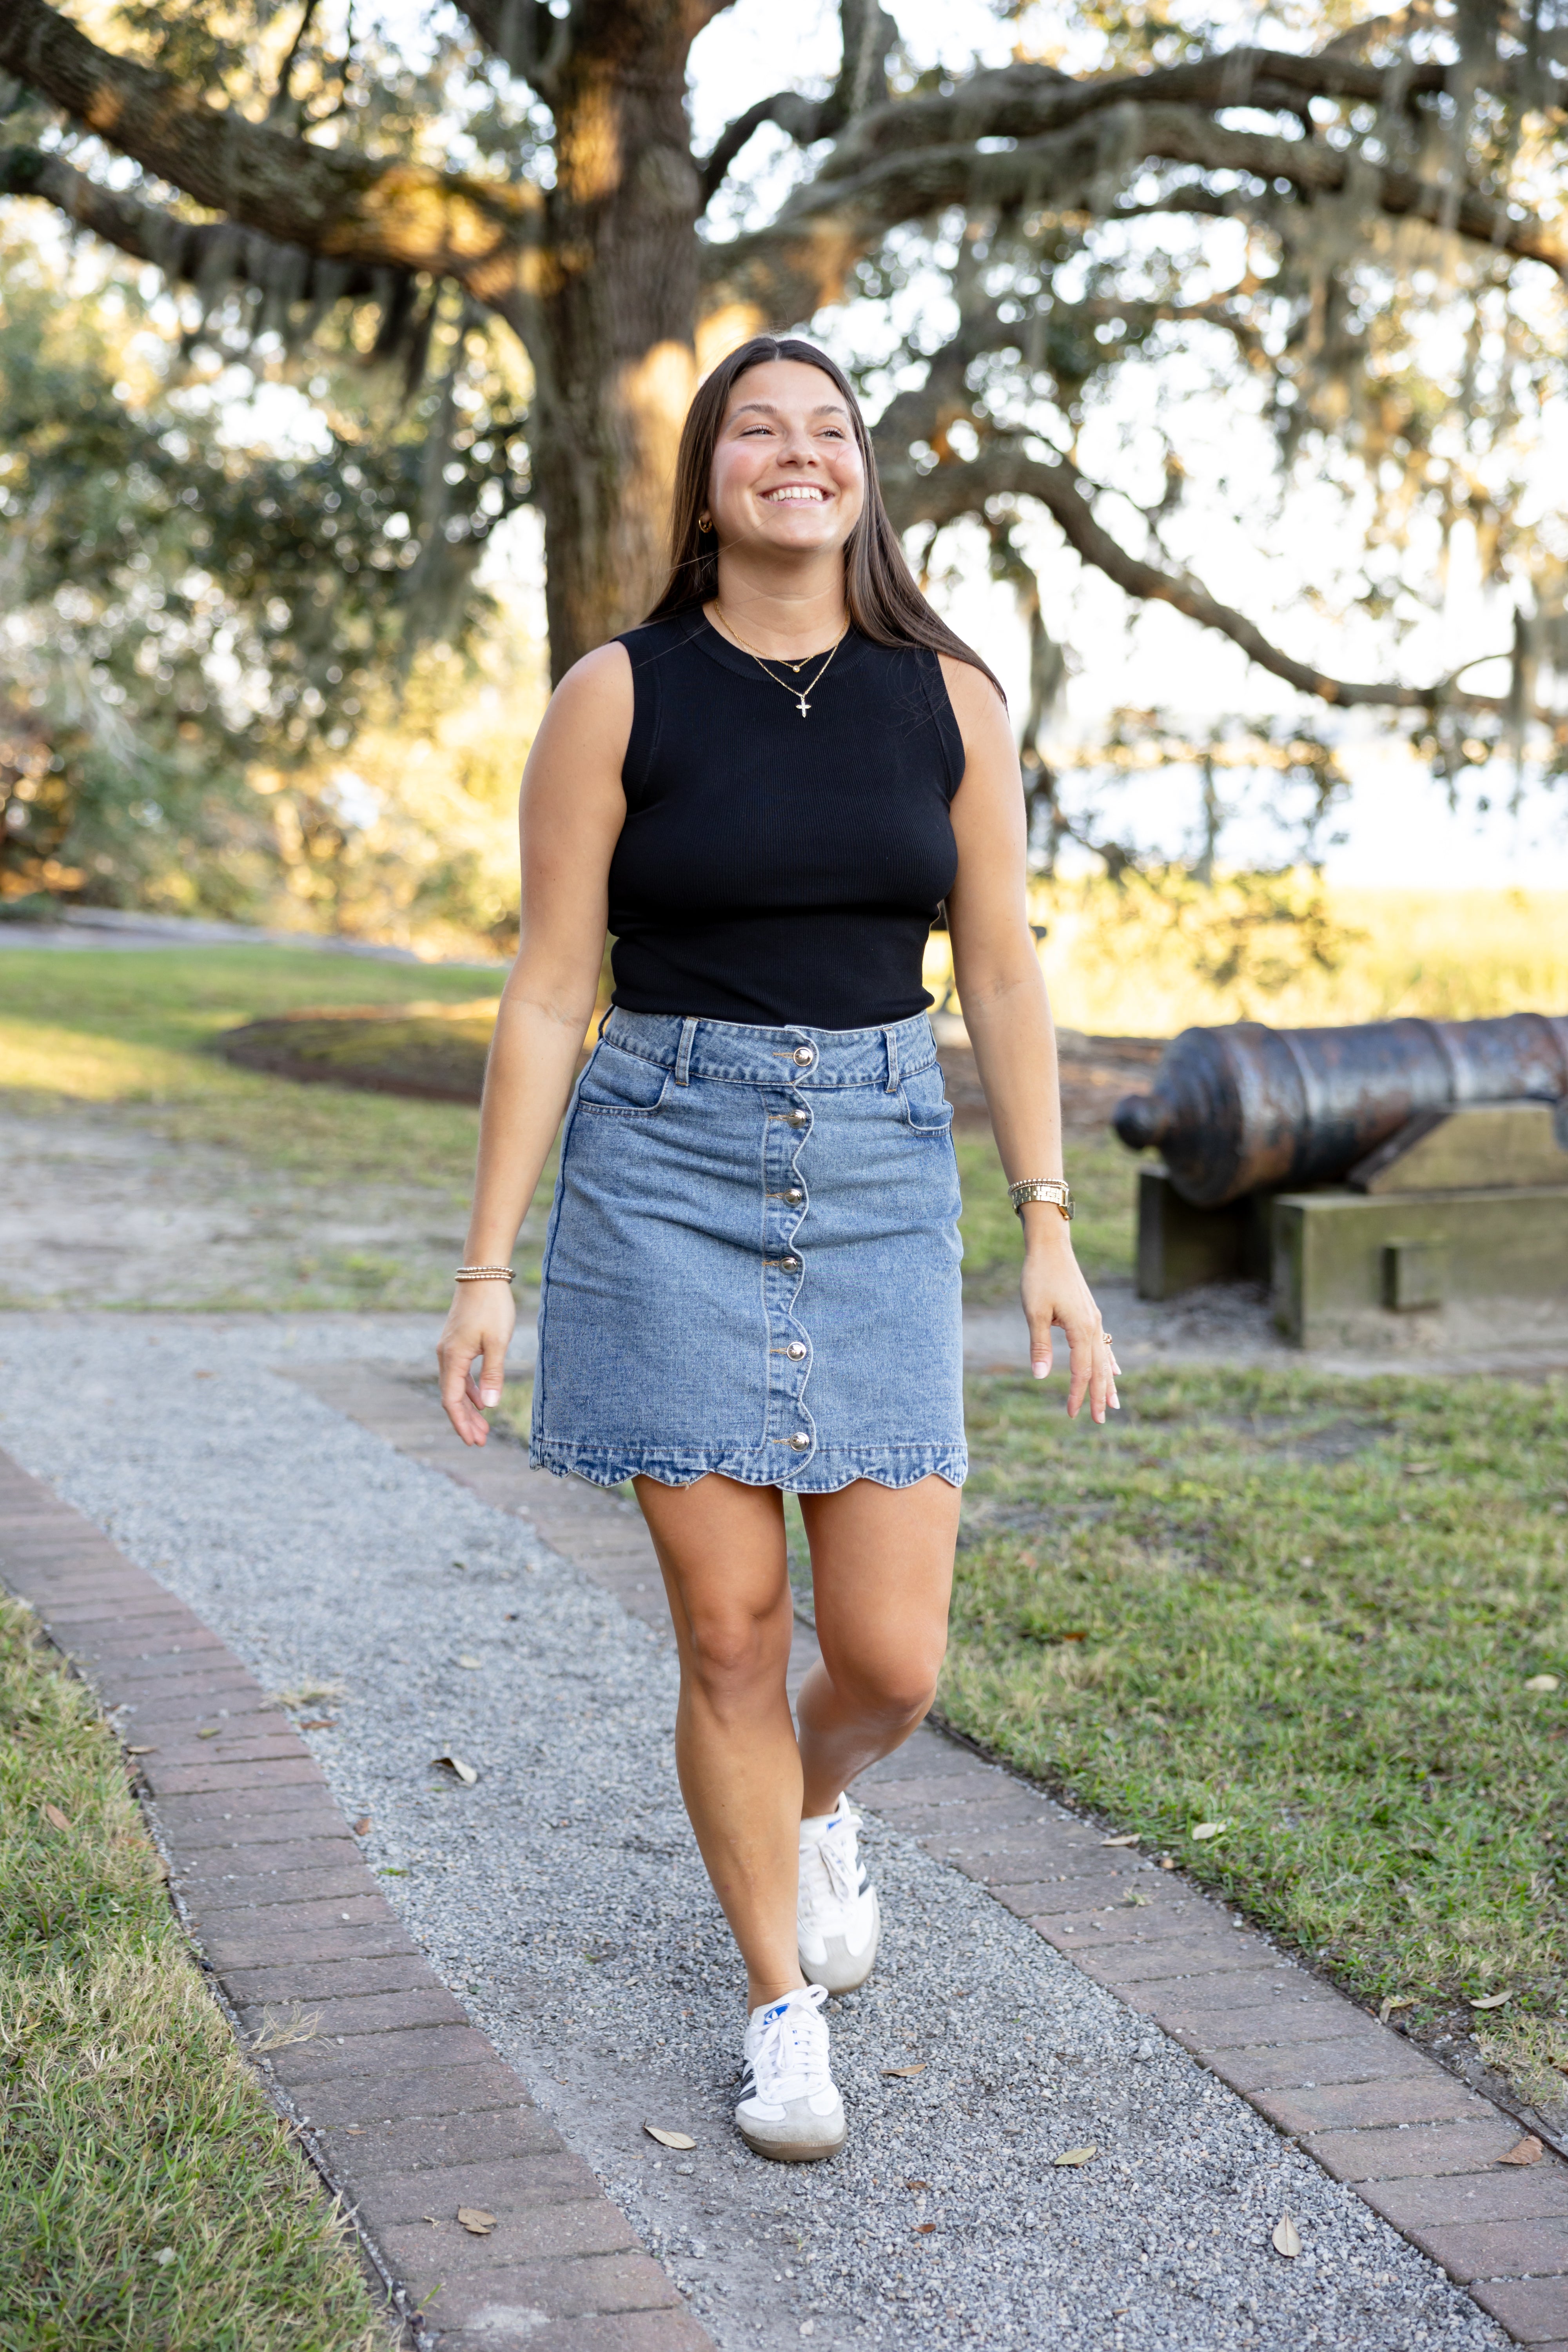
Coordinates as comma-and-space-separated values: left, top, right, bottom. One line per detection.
1008, 1178, 1073, 1222
454, 1265, 515, 1282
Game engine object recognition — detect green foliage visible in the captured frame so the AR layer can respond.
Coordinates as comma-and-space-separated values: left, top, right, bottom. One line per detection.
0, 227, 528, 919
944, 1363, 1568, 2093
0, 1593, 390, 2349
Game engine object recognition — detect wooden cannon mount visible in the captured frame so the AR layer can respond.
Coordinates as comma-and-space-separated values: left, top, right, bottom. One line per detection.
1112, 1015, 1568, 1352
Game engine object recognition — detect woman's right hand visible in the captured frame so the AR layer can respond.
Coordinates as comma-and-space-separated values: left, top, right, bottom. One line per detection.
437, 1281, 517, 1446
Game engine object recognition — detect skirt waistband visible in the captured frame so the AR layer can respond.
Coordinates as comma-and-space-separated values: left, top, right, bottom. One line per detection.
599, 1006, 938, 1089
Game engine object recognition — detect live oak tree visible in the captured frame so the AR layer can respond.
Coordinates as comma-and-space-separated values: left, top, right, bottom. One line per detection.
3, 0, 1567, 857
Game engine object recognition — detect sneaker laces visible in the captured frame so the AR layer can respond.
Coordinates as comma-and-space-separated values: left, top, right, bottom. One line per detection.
815, 1804, 863, 1907
748, 1984, 831, 2101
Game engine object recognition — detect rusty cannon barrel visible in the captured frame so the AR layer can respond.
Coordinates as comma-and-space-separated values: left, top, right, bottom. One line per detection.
1112, 1012, 1568, 1209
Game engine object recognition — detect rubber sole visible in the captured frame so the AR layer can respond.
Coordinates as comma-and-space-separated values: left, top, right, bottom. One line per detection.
799, 1886, 881, 1995
737, 2116, 847, 2164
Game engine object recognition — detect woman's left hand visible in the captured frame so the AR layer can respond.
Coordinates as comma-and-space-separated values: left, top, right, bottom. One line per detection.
1020, 1217, 1121, 1424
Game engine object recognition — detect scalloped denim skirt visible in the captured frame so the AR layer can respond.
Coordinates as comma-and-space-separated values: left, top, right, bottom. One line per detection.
529, 1007, 965, 1493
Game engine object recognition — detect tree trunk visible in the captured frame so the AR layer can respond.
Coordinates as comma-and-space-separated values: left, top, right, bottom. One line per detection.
512, 17, 704, 681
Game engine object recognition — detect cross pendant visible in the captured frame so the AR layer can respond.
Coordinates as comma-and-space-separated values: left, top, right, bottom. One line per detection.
796, 696, 811, 717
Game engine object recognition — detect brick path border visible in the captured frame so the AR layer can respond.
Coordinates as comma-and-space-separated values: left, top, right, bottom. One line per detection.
284, 1357, 1568, 2352
0, 1444, 714, 2352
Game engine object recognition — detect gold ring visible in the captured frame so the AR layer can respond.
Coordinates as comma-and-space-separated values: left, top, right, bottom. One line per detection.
1100, 1332, 1113, 1348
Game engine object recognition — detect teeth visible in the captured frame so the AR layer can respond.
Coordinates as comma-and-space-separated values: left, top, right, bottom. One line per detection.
765, 487, 828, 502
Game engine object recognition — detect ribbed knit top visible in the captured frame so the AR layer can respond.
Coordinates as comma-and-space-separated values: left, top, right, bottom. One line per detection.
607, 611, 965, 1029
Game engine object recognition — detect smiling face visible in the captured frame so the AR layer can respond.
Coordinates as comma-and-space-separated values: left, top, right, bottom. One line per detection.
706, 359, 866, 560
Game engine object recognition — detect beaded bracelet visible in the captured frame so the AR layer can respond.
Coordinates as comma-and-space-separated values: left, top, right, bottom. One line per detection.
454, 1265, 516, 1282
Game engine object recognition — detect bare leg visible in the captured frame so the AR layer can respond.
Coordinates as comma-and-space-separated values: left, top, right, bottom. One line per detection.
634, 1473, 805, 2012
795, 1476, 960, 1817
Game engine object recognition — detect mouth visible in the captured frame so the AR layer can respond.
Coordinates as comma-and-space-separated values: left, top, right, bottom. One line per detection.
760, 484, 831, 505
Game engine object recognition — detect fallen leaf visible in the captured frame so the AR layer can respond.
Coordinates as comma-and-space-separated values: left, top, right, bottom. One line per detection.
882, 2064, 926, 2078
1378, 1995, 1415, 2024
43, 1804, 71, 1832
914, 2221, 937, 2234
644, 2124, 696, 2150
1053, 2145, 1097, 2168
457, 2207, 497, 2236
431, 1751, 478, 1786
1404, 1461, 1439, 1476
1525, 1674, 1561, 1692
196, 1726, 220, 1740
352, 1815, 372, 1835
1158, 1856, 1176, 1871
1102, 1834, 1140, 1847
125, 1744, 158, 1756
1272, 2214, 1302, 2259
906, 2179, 931, 2191
1123, 1889, 1152, 1907
152, 1858, 170, 1882
1190, 1821, 1228, 1841
1470, 1991, 1512, 2010
299, 1717, 336, 1731
152, 2246, 176, 2267
456, 1655, 484, 1671
1498, 2136, 1544, 2167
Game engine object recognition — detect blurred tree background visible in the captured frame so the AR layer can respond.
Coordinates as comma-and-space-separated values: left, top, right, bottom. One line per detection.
1, 0, 1565, 965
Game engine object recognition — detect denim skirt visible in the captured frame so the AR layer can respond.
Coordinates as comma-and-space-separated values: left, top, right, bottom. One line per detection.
530, 1007, 965, 1492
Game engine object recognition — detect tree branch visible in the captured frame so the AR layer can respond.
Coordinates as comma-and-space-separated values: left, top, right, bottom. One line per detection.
1, 143, 388, 305
449, 0, 573, 98
705, 99, 1568, 326
876, 434, 1521, 717
700, 0, 897, 207
0, 0, 541, 294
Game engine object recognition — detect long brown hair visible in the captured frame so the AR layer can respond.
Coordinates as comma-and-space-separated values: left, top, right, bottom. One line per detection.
645, 335, 1004, 697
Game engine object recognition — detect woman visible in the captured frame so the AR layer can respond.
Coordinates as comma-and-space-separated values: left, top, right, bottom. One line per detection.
438, 334, 1118, 2166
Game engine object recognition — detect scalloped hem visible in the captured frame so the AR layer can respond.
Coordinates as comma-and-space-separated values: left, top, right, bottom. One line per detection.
528, 1438, 967, 1494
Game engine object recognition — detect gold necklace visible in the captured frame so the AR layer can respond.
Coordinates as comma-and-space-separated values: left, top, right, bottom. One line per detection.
715, 607, 849, 719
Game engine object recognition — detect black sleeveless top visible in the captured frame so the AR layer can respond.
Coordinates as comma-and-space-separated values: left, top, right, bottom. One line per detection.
607, 611, 965, 1029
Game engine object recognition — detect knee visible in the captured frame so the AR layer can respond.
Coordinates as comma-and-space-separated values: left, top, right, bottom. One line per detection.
832, 1641, 946, 1729
684, 1604, 789, 1706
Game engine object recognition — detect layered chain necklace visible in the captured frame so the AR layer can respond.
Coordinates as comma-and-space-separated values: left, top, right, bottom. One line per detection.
715, 606, 849, 719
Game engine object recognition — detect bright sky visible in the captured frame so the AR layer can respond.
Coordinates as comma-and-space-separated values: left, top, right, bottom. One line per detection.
672, 0, 1568, 889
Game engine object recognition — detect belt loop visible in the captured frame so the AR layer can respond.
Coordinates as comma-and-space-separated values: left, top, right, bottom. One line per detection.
595, 1004, 613, 1041
675, 1017, 699, 1087
884, 1024, 900, 1094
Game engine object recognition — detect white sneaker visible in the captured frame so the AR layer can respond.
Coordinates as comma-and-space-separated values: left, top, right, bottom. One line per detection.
798, 1792, 880, 1994
736, 1983, 846, 2163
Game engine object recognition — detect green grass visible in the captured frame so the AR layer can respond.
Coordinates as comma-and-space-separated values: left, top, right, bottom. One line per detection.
954, 1128, 1134, 1296
0, 1594, 390, 2351
944, 1364, 1568, 2104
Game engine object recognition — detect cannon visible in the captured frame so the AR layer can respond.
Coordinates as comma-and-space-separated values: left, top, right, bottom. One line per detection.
1110, 1012, 1568, 1351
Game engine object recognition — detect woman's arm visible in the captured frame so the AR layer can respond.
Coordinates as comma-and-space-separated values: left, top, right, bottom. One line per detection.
437, 642, 633, 1445
938, 655, 1118, 1426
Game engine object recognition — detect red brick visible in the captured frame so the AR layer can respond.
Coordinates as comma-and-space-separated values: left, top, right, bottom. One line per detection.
185, 1865, 379, 1911
1022, 1900, 1205, 1949
1468, 2275, 1568, 2340
414, 2252, 681, 2327
74, 1626, 227, 1662
180, 1837, 360, 1884
149, 1733, 307, 1769
1009, 1873, 1152, 1918
1359, 2167, 1568, 2232
236, 1986, 468, 2038
146, 1757, 323, 1797
268, 2024, 499, 2085
153, 1787, 345, 1836
1209, 2033, 1434, 2096
288, 2058, 531, 2129
1408, 2215, 1568, 2283
1308, 2119, 1526, 2182
317, 2104, 561, 2181
1257, 2075, 1492, 2136
1070, 1935, 1279, 1988
199, 1920, 421, 1969
381, 2198, 637, 2274
123, 1691, 279, 1733
359, 2152, 601, 2223
1167, 2002, 1377, 2052
443, 2312, 713, 2352
225, 1955, 446, 2004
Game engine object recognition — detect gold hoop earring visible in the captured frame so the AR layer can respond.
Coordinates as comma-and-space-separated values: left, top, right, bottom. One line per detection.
698, 511, 712, 534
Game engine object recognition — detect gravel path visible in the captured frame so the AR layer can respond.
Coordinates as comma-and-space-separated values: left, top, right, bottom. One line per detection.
0, 1312, 1508, 2352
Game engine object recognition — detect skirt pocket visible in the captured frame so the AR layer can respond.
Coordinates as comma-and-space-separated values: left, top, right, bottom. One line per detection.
900, 1060, 955, 1134
575, 1040, 671, 1118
